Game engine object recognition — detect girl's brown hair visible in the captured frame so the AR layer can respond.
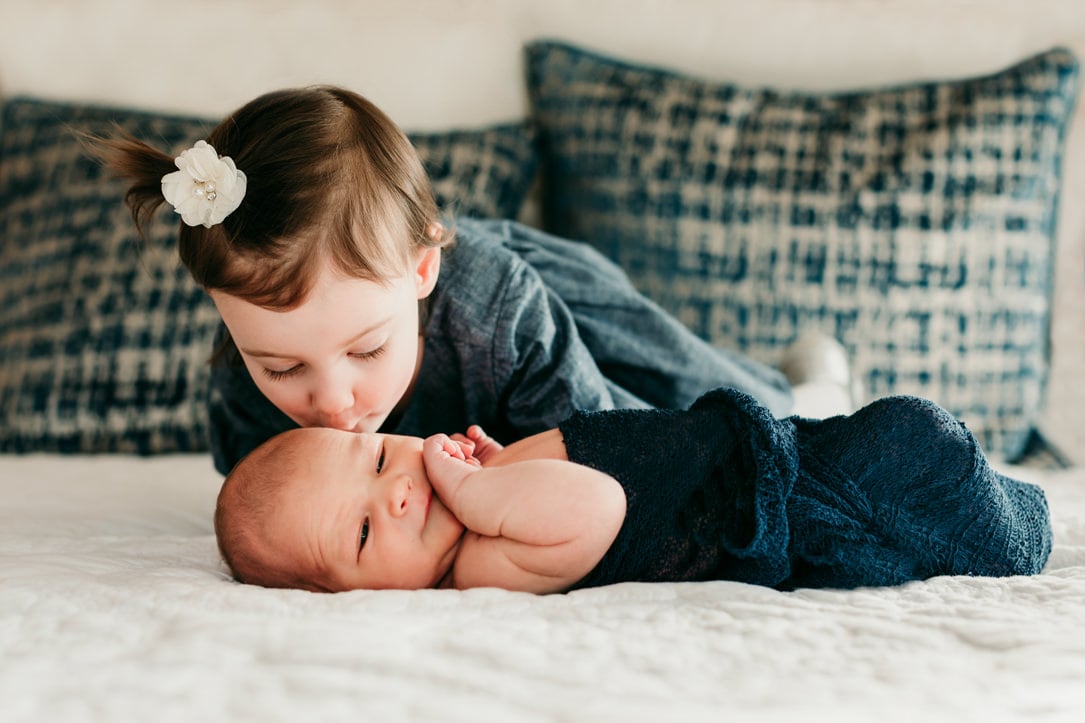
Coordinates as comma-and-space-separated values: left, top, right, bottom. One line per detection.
94, 85, 452, 309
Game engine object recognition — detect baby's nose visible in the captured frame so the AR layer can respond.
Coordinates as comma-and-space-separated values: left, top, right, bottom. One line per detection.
387, 475, 411, 517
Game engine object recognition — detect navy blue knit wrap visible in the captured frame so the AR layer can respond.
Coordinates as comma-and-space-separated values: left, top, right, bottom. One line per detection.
559, 388, 1051, 590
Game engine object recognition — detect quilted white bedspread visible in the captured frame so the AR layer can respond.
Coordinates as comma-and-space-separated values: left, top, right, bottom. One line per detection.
2, 454, 1083, 722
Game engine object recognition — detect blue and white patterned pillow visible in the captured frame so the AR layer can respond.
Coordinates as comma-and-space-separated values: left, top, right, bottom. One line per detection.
527, 41, 1080, 461
0, 97, 538, 454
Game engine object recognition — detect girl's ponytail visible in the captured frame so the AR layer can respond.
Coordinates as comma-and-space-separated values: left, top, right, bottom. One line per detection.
84, 128, 177, 239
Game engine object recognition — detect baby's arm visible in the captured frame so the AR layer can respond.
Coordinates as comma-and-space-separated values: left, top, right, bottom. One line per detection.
423, 434, 625, 593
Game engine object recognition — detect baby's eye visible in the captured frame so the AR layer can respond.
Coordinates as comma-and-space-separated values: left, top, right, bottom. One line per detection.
359, 517, 370, 552
376, 444, 385, 474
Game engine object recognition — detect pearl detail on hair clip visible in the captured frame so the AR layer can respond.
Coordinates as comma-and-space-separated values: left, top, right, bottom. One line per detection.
194, 182, 217, 202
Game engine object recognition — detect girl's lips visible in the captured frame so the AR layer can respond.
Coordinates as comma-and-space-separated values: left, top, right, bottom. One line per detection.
305, 418, 361, 432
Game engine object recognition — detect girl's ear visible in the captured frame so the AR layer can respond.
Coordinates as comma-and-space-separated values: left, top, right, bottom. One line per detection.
414, 245, 442, 299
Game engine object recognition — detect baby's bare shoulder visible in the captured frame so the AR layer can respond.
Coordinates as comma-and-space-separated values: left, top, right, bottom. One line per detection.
484, 429, 567, 466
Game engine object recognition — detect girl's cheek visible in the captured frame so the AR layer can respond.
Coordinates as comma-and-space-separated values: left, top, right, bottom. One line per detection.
255, 377, 304, 411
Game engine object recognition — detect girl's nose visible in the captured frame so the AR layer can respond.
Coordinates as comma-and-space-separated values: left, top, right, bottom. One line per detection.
311, 377, 355, 423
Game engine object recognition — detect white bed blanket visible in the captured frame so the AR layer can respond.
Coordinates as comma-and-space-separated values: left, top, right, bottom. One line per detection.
1, 455, 1083, 722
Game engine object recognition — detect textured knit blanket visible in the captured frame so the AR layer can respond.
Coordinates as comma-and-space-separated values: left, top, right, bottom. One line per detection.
559, 388, 1052, 590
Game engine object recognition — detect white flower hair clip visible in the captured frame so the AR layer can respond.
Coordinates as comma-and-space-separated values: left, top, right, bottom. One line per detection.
161, 140, 247, 228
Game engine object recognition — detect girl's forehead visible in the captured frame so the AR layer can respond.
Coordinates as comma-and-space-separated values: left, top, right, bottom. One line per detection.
213, 271, 416, 346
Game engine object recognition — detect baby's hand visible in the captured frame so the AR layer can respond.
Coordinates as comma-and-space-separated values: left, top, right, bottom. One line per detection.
436, 434, 481, 465
423, 434, 482, 501
460, 425, 504, 464
448, 433, 477, 457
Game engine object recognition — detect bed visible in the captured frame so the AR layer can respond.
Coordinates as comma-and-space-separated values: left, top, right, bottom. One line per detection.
3, 1, 1085, 720
0, 452, 1083, 720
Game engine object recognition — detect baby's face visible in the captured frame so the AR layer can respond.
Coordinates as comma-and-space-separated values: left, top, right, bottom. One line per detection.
264, 427, 465, 591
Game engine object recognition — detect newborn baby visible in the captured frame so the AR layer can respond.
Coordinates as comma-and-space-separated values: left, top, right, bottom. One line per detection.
215, 388, 1052, 594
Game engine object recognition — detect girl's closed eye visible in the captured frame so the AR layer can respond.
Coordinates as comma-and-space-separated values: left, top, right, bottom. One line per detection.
376, 443, 385, 474
261, 345, 382, 381
263, 364, 303, 381
350, 345, 387, 362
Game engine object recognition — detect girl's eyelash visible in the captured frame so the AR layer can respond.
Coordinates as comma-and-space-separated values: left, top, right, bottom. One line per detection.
376, 444, 385, 474
263, 365, 302, 381
261, 347, 383, 381
350, 346, 386, 361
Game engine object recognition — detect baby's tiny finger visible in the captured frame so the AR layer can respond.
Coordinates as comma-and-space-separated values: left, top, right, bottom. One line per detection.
449, 433, 475, 450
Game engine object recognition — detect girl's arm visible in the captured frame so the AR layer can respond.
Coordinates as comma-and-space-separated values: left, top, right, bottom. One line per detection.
423, 434, 626, 593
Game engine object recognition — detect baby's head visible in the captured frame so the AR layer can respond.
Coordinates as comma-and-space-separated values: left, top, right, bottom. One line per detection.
215, 427, 465, 592
214, 429, 306, 589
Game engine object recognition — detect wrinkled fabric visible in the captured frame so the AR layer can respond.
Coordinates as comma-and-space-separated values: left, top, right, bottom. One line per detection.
208, 219, 792, 474
561, 388, 1051, 591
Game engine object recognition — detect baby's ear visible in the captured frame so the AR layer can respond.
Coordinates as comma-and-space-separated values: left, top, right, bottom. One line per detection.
414, 246, 441, 299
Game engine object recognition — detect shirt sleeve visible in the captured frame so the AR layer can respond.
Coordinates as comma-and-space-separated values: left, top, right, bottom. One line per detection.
488, 257, 640, 438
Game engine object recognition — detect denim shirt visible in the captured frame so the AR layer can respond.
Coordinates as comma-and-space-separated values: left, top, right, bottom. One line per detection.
208, 219, 792, 474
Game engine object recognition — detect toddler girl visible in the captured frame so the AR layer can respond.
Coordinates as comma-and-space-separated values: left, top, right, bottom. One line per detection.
95, 85, 794, 475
